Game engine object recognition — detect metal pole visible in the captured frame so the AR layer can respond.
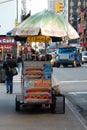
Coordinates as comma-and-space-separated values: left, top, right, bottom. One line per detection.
16, 0, 18, 21
84, 0, 85, 8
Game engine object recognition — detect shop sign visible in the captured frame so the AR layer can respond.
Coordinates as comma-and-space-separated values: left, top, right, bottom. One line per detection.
0, 38, 14, 43
0, 36, 16, 47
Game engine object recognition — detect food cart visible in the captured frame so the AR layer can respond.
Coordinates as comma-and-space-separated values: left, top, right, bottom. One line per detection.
15, 36, 57, 113
13, 10, 69, 113
15, 61, 56, 113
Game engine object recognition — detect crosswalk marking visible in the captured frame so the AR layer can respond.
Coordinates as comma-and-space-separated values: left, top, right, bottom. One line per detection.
59, 80, 87, 84
13, 73, 21, 82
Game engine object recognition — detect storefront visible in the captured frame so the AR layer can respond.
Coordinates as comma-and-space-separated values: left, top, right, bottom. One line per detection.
0, 35, 17, 61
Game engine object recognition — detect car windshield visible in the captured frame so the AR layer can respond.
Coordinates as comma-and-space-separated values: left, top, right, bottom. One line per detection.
59, 47, 76, 53
82, 51, 87, 56
84, 52, 87, 56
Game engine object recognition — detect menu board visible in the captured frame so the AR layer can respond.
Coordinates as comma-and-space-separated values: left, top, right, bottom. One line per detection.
43, 63, 51, 79
23, 61, 52, 104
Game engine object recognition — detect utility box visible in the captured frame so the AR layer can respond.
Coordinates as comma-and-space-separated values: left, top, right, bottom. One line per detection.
55, 94, 65, 114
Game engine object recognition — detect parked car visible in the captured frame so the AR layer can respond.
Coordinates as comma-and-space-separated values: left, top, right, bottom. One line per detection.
82, 51, 87, 63
55, 46, 82, 67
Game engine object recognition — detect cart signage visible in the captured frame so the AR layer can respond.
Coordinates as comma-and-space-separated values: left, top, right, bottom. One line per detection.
27, 35, 51, 42
23, 61, 52, 104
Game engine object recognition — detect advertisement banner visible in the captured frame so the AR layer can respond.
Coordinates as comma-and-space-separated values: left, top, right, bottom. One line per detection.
81, 8, 84, 36
0, 36, 16, 48
78, 24, 84, 33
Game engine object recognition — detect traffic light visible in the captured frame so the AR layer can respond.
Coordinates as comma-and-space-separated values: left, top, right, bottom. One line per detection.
55, 1, 63, 13
14, 20, 18, 27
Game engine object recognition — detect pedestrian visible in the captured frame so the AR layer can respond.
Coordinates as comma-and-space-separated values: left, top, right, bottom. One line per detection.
17, 55, 22, 73
12, 55, 16, 60
3, 53, 17, 94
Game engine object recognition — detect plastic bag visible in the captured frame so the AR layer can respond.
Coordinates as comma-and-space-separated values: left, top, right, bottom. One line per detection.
52, 73, 62, 94
11, 67, 18, 76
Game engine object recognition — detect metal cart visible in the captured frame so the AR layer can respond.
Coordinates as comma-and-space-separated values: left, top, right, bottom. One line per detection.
15, 59, 57, 113
15, 41, 65, 114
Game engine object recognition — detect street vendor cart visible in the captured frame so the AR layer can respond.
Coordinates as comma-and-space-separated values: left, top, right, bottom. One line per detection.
15, 41, 65, 113
15, 53, 57, 113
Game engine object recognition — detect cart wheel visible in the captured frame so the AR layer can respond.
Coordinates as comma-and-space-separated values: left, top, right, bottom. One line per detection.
50, 103, 56, 113
15, 97, 20, 111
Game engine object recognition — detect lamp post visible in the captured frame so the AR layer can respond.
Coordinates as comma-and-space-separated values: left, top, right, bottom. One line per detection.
16, 0, 18, 22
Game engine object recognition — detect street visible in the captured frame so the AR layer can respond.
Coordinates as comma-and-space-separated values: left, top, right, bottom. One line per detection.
53, 63, 87, 126
53, 63, 87, 93
0, 64, 87, 130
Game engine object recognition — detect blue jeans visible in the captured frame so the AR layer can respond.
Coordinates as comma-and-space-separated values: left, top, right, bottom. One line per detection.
17, 62, 22, 72
5, 75, 13, 93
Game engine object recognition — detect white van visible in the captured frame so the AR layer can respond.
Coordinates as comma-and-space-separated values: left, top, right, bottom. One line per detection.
82, 51, 87, 63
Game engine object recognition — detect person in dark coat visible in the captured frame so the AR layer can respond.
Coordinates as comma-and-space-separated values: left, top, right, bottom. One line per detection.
3, 53, 17, 94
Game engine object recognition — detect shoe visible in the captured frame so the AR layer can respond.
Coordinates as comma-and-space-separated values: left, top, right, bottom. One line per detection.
6, 89, 9, 93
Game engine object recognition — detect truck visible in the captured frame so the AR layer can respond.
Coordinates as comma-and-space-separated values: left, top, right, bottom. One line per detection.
56, 46, 82, 67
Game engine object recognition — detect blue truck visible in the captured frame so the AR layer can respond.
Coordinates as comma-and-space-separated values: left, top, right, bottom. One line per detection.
56, 46, 82, 67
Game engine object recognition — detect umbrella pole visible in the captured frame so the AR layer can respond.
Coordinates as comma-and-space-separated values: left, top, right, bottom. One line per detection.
35, 42, 37, 61
45, 37, 47, 61
34, 37, 37, 61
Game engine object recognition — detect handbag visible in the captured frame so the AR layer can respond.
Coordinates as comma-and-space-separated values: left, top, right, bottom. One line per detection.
11, 67, 18, 76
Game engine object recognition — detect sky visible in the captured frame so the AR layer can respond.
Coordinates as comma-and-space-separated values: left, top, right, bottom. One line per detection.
0, 0, 16, 35
30, 0, 47, 14
0, 0, 48, 35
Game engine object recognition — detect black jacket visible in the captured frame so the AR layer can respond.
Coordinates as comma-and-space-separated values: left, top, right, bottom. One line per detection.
3, 57, 17, 75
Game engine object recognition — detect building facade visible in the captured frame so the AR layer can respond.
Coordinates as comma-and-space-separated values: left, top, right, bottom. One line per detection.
68, 0, 87, 48
48, 0, 67, 18
47, 0, 87, 48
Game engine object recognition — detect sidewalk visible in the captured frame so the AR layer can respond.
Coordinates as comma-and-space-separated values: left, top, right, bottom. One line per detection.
0, 74, 87, 130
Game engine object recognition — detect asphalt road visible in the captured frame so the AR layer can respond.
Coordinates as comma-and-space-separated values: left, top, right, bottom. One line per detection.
53, 63, 87, 126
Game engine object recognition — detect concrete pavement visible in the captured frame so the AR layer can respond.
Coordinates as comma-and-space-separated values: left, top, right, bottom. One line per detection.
0, 74, 87, 130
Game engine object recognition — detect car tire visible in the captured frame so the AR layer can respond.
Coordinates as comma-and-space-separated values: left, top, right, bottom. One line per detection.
72, 60, 77, 67
56, 62, 60, 67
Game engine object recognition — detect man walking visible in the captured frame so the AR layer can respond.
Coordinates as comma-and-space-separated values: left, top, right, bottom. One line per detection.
3, 53, 17, 94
